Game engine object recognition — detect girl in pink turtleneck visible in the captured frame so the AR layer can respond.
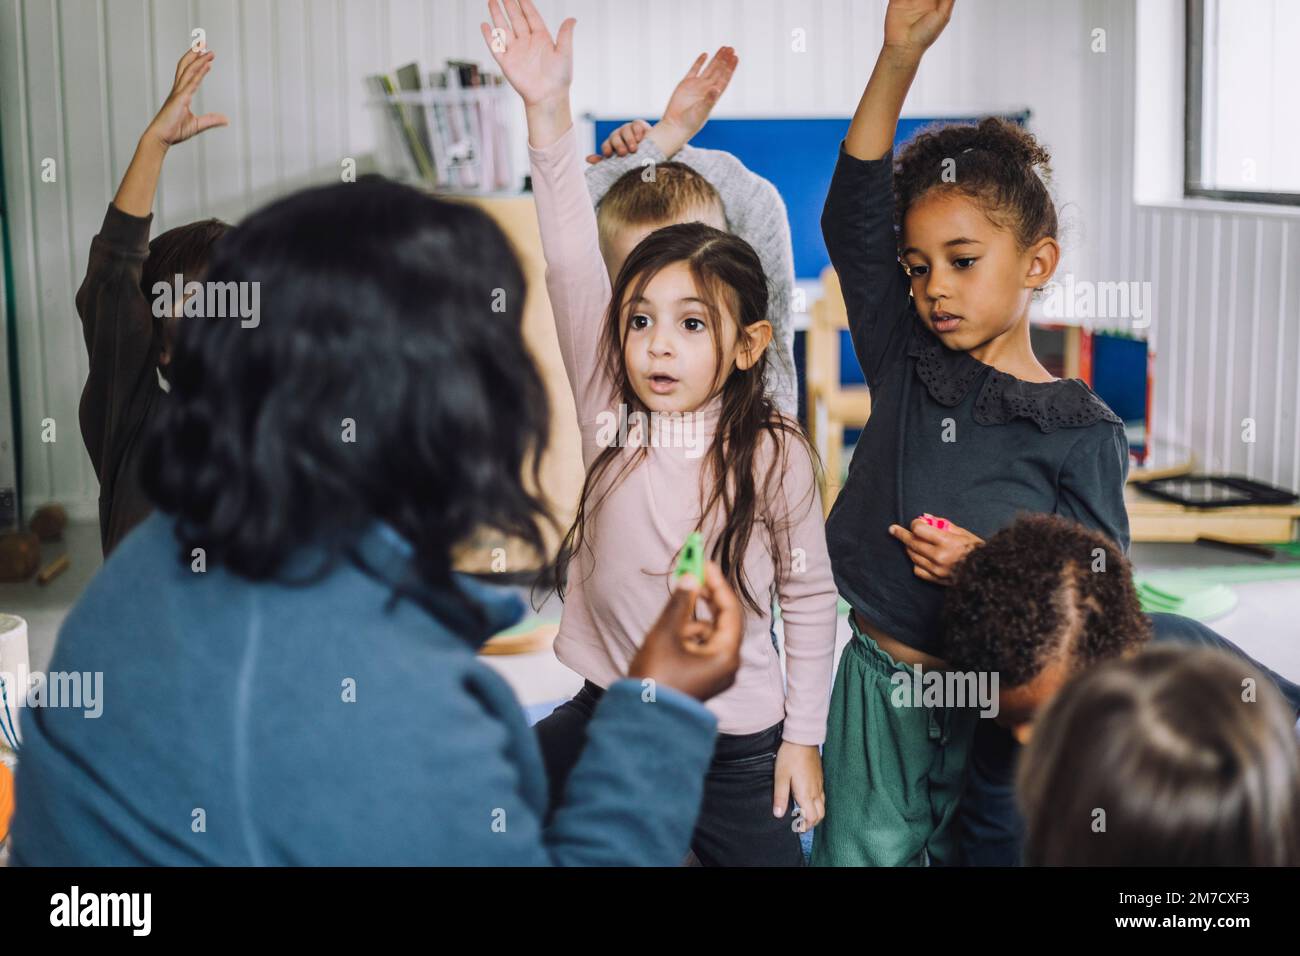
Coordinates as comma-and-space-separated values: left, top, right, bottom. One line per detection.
483, 0, 837, 866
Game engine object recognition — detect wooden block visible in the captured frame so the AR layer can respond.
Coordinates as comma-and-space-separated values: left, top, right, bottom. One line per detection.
479, 622, 558, 656
825, 388, 872, 426
37, 554, 70, 586
0, 533, 40, 582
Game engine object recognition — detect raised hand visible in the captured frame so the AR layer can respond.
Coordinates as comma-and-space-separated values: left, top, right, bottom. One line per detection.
658, 47, 738, 144
145, 48, 229, 149
882, 0, 956, 54
480, 0, 575, 109
585, 48, 737, 165
115, 47, 228, 217
844, 0, 954, 161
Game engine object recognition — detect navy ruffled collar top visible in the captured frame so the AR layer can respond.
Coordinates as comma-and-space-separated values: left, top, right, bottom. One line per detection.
907, 323, 1123, 433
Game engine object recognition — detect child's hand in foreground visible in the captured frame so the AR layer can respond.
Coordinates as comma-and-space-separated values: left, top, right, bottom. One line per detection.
145, 48, 229, 149
774, 741, 824, 830
888, 514, 983, 585
481, 0, 575, 109
627, 561, 743, 703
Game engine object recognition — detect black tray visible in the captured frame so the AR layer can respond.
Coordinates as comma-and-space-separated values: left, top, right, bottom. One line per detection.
1133, 474, 1299, 509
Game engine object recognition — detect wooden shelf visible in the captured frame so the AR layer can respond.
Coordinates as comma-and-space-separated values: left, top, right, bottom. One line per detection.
1127, 484, 1300, 543
807, 268, 868, 514
455, 195, 585, 575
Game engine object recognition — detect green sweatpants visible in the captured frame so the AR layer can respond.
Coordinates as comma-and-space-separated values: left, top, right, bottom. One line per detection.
811, 616, 979, 867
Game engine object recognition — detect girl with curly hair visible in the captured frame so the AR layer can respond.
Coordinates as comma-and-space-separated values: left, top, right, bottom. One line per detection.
812, 0, 1130, 867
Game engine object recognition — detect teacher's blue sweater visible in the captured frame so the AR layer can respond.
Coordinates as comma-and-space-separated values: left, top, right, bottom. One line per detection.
11, 513, 718, 865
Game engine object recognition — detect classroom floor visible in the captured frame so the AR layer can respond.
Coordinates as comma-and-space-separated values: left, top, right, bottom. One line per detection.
0, 521, 104, 677
3, 521, 1298, 713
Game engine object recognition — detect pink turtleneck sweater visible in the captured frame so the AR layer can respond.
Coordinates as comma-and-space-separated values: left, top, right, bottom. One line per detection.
529, 125, 837, 744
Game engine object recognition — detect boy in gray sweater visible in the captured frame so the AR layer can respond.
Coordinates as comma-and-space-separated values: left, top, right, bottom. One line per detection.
582, 47, 799, 416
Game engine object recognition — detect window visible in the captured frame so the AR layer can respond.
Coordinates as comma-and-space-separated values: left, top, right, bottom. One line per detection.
1185, 0, 1300, 205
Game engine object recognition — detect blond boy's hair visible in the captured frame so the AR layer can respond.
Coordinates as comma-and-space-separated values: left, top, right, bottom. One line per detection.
596, 162, 726, 255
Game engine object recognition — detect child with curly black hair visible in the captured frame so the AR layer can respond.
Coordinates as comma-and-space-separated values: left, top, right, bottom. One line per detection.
812, 0, 1130, 866
941, 514, 1152, 690
941, 514, 1300, 866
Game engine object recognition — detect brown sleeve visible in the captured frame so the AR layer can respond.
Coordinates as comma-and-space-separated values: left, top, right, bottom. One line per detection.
75, 203, 157, 482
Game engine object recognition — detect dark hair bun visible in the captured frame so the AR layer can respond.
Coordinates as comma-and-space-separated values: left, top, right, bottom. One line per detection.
952, 116, 1052, 179
894, 116, 1057, 248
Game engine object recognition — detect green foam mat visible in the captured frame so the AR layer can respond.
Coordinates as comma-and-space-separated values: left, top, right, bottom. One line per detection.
1136, 561, 1300, 621
1137, 577, 1237, 621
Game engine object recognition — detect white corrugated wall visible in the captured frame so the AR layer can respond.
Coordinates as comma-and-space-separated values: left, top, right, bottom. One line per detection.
0, 0, 1296, 517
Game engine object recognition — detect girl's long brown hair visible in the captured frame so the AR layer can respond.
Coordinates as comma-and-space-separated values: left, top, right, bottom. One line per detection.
551, 222, 817, 615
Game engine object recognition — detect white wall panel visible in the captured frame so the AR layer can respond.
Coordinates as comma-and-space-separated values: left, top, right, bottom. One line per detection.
0, 0, 1296, 518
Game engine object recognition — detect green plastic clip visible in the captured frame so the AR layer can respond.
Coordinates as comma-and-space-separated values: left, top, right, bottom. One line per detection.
674, 531, 704, 582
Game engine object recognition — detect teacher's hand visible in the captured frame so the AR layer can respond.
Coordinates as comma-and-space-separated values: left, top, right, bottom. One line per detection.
628, 561, 742, 702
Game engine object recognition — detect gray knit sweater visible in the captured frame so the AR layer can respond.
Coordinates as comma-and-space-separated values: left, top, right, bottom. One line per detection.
585, 142, 799, 417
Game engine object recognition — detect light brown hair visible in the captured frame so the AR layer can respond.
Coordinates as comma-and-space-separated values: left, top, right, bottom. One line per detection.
596, 162, 726, 255
1018, 644, 1300, 866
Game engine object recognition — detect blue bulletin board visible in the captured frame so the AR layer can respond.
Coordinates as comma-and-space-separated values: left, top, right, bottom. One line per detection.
592, 113, 1030, 280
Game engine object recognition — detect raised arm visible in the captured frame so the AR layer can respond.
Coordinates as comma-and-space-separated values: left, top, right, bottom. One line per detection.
583, 45, 737, 182
113, 47, 228, 217
584, 49, 800, 414
78, 48, 227, 484
76, 206, 154, 488
824, 0, 953, 386
483, 0, 616, 419
845, 0, 952, 161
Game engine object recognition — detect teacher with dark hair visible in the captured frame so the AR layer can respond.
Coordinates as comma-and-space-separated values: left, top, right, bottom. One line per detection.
11, 177, 742, 866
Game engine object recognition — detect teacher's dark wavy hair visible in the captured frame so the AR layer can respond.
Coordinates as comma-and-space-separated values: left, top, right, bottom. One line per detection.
142, 176, 554, 617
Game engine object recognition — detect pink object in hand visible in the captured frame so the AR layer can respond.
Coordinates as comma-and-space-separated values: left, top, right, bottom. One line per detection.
921, 515, 950, 531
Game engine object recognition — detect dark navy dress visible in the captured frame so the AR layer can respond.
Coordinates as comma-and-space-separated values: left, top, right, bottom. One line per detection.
821, 142, 1131, 655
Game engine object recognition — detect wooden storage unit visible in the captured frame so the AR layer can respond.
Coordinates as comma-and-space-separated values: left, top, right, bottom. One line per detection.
453, 194, 585, 577
805, 268, 869, 515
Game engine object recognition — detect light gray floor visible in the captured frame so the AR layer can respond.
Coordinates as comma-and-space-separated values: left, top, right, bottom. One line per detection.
1130, 541, 1300, 682
2, 521, 1297, 712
